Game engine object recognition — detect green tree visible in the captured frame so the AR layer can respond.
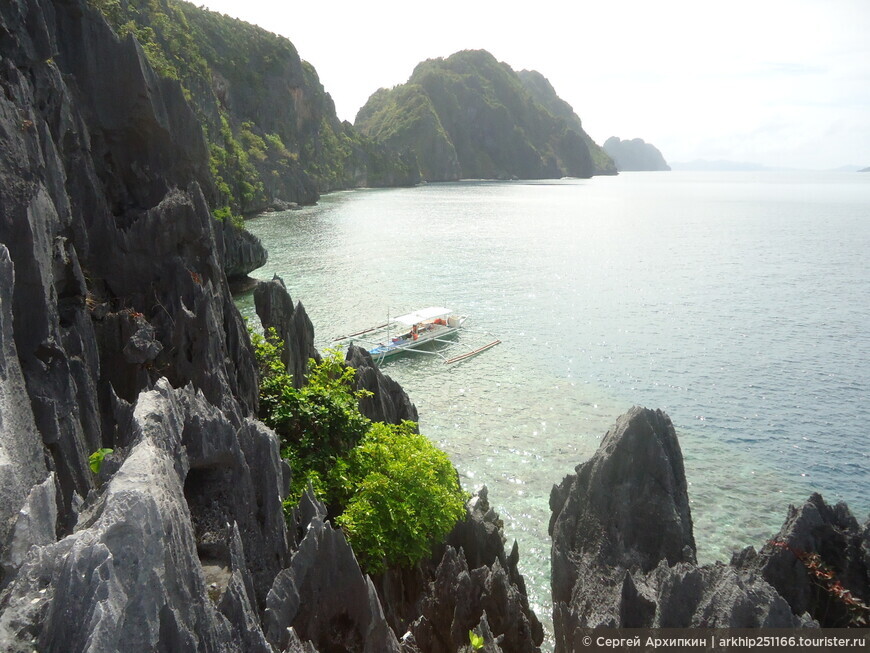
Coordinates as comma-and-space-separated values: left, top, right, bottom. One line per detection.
336, 421, 467, 574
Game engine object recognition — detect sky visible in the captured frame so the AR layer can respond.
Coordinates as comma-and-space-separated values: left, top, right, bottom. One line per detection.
193, 0, 869, 170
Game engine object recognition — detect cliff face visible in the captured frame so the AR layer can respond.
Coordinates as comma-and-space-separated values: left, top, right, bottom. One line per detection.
355, 84, 461, 182
355, 50, 602, 182
516, 70, 617, 176
0, 0, 281, 646
90, 0, 419, 215
602, 136, 671, 171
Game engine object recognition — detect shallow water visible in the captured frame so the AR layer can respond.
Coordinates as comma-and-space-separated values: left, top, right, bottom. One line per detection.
235, 172, 870, 643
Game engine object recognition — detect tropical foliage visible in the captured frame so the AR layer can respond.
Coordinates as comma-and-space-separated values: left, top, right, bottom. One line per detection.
251, 328, 467, 573
336, 421, 466, 573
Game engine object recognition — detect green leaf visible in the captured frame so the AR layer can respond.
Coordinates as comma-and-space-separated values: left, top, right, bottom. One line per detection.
469, 630, 485, 649
89, 448, 114, 474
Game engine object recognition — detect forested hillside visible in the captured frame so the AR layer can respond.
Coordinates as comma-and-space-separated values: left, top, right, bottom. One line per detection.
89, 0, 419, 218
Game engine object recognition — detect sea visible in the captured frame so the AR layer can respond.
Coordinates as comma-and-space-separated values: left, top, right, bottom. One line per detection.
235, 171, 870, 644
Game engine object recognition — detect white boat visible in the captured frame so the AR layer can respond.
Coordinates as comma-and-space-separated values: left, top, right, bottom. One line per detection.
333, 306, 500, 365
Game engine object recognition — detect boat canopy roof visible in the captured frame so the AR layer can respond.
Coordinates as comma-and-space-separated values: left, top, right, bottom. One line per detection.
392, 306, 452, 326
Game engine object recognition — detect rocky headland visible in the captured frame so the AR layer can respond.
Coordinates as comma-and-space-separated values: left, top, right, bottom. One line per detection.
515, 70, 616, 177
602, 136, 671, 171
0, 0, 867, 651
355, 50, 614, 182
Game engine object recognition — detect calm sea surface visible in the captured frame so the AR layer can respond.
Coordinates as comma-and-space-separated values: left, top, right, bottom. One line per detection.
236, 171, 869, 641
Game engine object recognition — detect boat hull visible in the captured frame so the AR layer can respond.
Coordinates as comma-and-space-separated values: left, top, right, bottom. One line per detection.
368, 323, 461, 361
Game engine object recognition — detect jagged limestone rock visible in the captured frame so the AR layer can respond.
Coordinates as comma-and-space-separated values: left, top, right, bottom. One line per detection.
0, 0, 260, 528
254, 275, 319, 388
345, 345, 419, 425
265, 513, 400, 653
0, 379, 289, 651
750, 493, 870, 627
549, 407, 824, 651
0, 246, 54, 586
216, 218, 268, 283
377, 487, 544, 653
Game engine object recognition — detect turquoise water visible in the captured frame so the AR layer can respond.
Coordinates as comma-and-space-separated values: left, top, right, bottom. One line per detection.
235, 172, 870, 640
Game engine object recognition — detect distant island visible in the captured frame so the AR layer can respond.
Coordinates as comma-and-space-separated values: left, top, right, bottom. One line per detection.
860, 166, 870, 172
355, 49, 616, 181
603, 136, 670, 171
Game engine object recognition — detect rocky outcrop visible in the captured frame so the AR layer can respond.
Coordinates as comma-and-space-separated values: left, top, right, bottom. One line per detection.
345, 345, 419, 425
266, 493, 400, 653
253, 275, 320, 388
373, 487, 544, 653
550, 407, 869, 651
743, 493, 870, 627
217, 218, 268, 283
0, 380, 288, 650
550, 407, 695, 582
602, 136, 671, 171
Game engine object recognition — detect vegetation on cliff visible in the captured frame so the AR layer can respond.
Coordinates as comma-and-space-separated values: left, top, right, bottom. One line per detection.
516, 69, 617, 176
356, 49, 608, 181
252, 329, 466, 574
88, 0, 418, 218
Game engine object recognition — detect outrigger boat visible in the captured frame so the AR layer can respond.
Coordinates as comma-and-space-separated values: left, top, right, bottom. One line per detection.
332, 306, 501, 365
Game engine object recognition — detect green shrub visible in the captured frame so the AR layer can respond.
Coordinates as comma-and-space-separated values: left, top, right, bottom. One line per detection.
336, 421, 467, 574
250, 327, 467, 574
251, 330, 370, 503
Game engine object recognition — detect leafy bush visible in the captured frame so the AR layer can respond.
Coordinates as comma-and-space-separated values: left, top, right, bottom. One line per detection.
336, 421, 467, 574
251, 330, 370, 503
250, 327, 467, 573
